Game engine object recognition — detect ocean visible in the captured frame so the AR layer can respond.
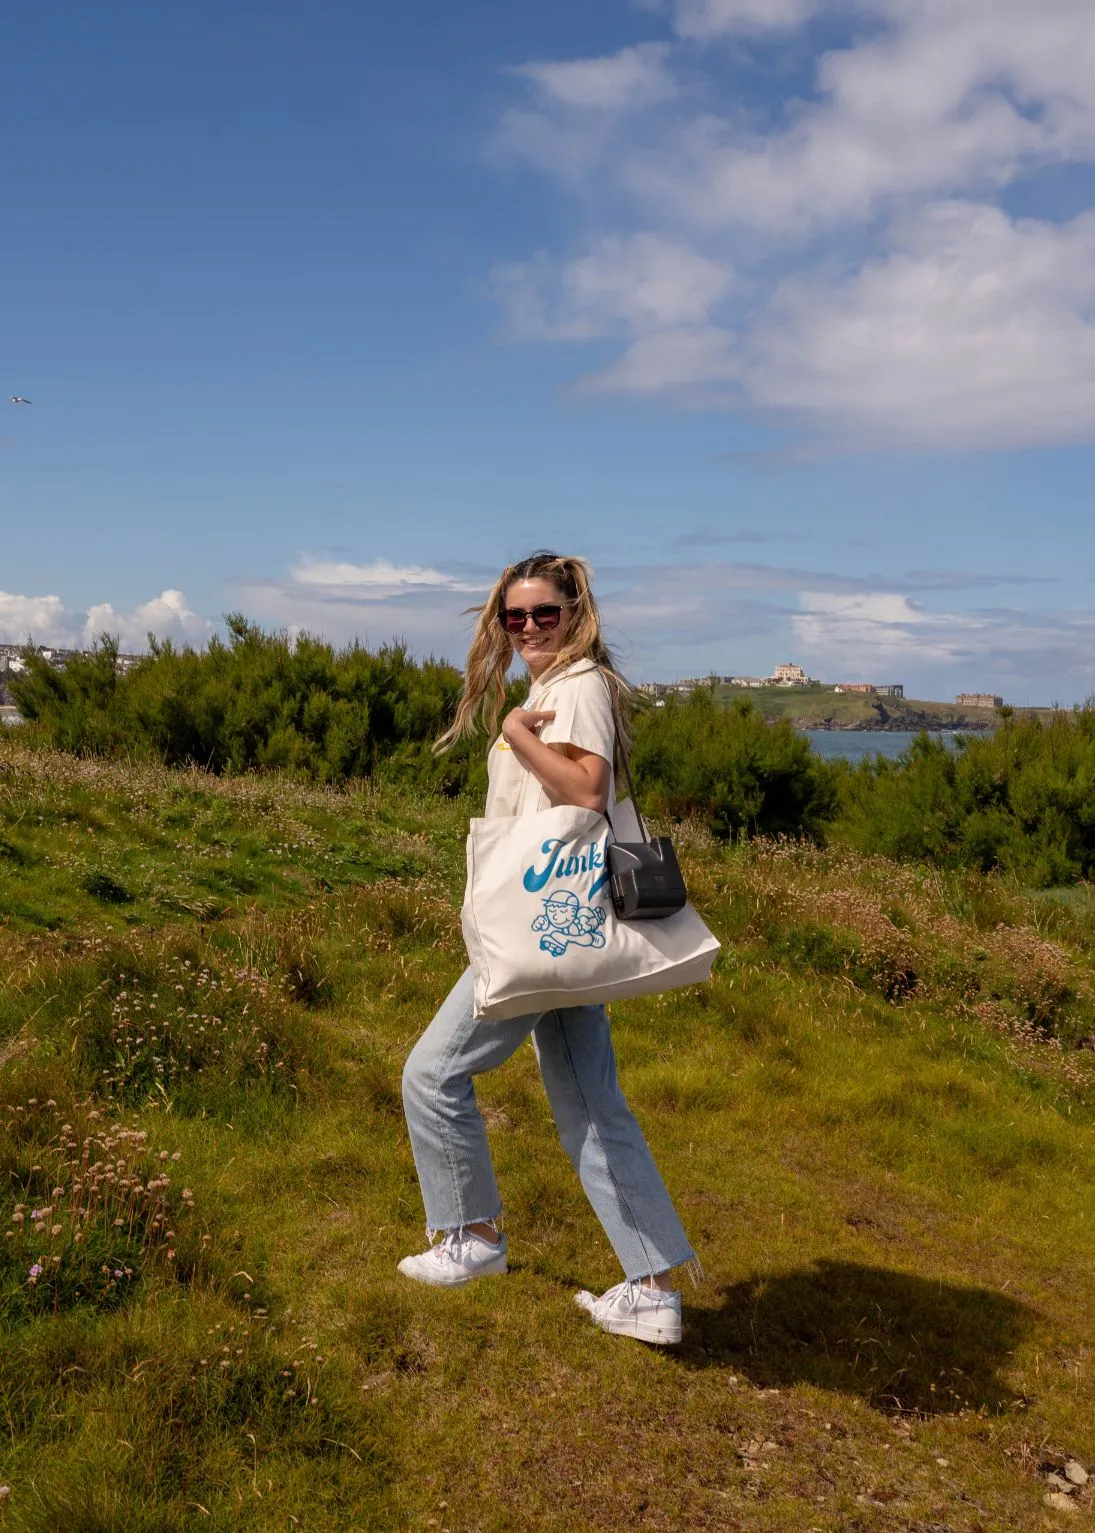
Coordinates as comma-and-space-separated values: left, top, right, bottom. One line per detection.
802, 729, 972, 763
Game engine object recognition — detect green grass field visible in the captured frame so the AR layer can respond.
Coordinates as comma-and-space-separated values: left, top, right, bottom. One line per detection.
2, 736, 1094, 1530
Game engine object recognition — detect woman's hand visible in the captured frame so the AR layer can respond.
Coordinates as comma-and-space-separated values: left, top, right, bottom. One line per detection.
501, 707, 555, 744
500, 707, 609, 813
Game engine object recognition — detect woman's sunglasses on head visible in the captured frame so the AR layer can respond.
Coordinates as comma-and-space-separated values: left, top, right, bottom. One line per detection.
499, 602, 573, 634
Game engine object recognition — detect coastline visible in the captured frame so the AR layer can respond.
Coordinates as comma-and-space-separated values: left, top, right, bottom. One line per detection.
710, 684, 1052, 735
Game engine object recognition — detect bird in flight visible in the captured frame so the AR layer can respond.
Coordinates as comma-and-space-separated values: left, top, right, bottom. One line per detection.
10, 396, 31, 405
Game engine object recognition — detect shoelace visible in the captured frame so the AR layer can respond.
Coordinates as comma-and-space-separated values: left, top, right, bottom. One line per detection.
434, 1229, 472, 1266
615, 1281, 644, 1315
603, 1279, 667, 1314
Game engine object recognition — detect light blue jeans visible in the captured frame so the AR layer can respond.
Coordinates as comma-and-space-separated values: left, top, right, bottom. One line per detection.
401, 968, 696, 1282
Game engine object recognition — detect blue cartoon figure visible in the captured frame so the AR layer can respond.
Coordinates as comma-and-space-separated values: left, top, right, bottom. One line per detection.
532, 888, 607, 958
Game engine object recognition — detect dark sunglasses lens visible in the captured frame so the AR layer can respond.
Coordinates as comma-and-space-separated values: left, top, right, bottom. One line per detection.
501, 605, 563, 633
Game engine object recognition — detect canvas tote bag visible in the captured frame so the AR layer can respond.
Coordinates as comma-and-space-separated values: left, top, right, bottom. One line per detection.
462, 770, 721, 1021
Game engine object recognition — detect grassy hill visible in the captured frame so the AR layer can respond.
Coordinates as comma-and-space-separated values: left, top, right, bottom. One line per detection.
712, 684, 1027, 731
2, 736, 1095, 1529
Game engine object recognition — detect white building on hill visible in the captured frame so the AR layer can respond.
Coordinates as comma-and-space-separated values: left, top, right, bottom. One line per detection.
769, 661, 813, 686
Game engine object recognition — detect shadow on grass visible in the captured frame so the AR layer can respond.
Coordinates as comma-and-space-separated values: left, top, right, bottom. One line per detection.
678, 1259, 1036, 1416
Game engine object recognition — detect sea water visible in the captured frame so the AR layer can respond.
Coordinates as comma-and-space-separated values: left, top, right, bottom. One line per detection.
802, 729, 973, 763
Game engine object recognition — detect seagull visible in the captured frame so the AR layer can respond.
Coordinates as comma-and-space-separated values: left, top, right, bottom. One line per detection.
10, 396, 31, 405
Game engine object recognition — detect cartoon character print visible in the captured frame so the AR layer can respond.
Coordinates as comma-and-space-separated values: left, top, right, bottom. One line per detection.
532, 888, 607, 958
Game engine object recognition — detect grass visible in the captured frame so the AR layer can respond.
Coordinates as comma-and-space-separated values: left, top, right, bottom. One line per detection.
2, 736, 1095, 1530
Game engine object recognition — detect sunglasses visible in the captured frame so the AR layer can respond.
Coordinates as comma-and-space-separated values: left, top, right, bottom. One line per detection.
499, 603, 572, 634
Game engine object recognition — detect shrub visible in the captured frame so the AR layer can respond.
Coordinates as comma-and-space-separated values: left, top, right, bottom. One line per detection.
631, 691, 839, 841
9, 622, 498, 795
831, 707, 1095, 884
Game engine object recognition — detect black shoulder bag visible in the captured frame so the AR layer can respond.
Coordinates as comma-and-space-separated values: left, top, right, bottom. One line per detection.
599, 671, 688, 921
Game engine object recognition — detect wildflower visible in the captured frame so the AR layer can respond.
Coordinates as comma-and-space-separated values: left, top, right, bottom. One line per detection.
113, 1268, 124, 1278
28, 1263, 42, 1280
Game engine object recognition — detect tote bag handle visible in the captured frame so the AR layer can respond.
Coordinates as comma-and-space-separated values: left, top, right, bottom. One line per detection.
596, 668, 650, 846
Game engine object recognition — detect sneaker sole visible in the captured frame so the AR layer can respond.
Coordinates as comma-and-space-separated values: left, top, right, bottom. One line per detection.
573, 1292, 682, 1345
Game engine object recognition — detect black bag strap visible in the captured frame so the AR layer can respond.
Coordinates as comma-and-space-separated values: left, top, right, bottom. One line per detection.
595, 667, 649, 845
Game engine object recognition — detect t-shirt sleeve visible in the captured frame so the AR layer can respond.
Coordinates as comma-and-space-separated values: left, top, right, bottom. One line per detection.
538, 669, 616, 764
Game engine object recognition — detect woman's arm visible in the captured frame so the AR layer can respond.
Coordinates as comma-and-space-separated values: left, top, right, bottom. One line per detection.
501, 708, 611, 812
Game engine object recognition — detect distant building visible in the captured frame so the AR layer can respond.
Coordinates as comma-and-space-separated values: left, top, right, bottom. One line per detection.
956, 692, 1003, 708
769, 661, 810, 686
834, 681, 905, 698
0, 642, 142, 677
729, 675, 767, 689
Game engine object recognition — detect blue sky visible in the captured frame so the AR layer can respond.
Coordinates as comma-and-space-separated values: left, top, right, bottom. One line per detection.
2, 0, 1094, 703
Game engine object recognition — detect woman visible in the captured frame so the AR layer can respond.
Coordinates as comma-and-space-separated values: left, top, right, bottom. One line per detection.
399, 551, 696, 1345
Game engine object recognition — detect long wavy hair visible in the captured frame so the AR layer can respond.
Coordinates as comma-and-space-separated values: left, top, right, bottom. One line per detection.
434, 550, 632, 761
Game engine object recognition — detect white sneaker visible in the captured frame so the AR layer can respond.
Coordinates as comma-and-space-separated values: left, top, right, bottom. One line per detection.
574, 1279, 682, 1345
397, 1227, 508, 1288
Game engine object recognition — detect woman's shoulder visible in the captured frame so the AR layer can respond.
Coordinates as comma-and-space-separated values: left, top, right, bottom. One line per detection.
535, 658, 606, 703
541, 657, 601, 688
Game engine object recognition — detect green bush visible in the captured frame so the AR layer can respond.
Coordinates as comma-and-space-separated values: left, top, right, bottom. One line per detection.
9, 623, 493, 795
631, 690, 838, 841
832, 707, 1095, 884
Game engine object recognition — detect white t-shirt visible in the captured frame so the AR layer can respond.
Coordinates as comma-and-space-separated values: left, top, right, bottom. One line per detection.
484, 658, 618, 820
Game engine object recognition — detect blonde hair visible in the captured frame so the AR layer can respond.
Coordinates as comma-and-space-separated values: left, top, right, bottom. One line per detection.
434, 550, 632, 760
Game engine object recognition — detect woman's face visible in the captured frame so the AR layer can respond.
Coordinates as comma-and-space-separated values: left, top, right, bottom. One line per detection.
503, 577, 573, 678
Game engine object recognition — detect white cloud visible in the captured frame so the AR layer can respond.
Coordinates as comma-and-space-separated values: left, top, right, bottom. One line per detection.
491, 233, 733, 340
487, 0, 1095, 450
290, 558, 483, 596
742, 202, 1095, 448
497, 205, 1095, 448
492, 0, 1095, 450
639, 0, 1095, 233
581, 325, 739, 395
0, 593, 78, 648
674, 0, 825, 39
507, 43, 677, 111
236, 559, 494, 661
495, 46, 678, 183
793, 589, 1095, 685
0, 588, 213, 651
84, 590, 214, 651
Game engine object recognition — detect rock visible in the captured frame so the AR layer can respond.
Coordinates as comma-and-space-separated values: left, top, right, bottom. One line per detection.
1065, 1461, 1089, 1487
1045, 1491, 1079, 1513
1045, 1473, 1074, 1494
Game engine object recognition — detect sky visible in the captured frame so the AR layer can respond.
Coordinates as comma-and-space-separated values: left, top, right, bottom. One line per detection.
2, 0, 1094, 704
